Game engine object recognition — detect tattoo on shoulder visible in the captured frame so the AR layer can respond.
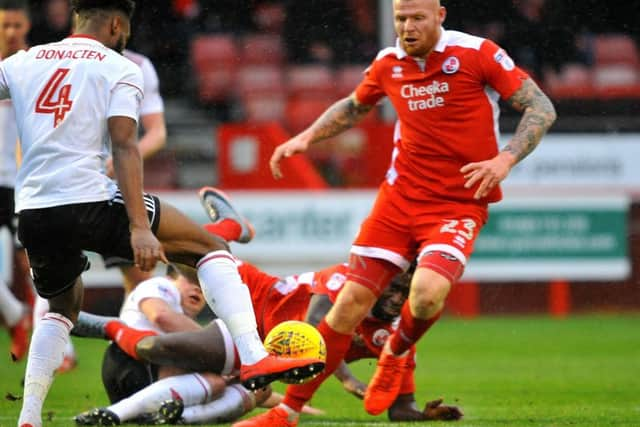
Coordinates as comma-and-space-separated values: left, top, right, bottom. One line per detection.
502, 78, 557, 162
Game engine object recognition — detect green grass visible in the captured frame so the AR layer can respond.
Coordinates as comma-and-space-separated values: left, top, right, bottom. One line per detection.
2, 315, 640, 426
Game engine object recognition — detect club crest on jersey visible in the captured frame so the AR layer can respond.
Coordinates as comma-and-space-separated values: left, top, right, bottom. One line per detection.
391, 65, 404, 79
442, 56, 460, 74
372, 329, 391, 346
494, 49, 515, 71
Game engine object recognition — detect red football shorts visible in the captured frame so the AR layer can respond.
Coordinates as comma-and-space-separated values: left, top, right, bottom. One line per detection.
351, 182, 488, 283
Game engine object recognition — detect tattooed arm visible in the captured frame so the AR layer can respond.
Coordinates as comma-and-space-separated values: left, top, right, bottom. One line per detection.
305, 94, 374, 143
501, 78, 557, 162
460, 78, 556, 199
270, 94, 374, 178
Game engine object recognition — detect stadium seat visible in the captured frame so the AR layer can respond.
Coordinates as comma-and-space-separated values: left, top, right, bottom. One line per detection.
544, 63, 595, 99
242, 92, 287, 123
592, 64, 640, 98
143, 150, 179, 190
190, 34, 239, 103
236, 65, 285, 97
593, 34, 640, 66
191, 34, 237, 71
285, 96, 335, 134
286, 65, 336, 97
335, 64, 368, 97
239, 34, 285, 65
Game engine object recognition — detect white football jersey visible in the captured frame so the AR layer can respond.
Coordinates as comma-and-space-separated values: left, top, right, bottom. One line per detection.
0, 98, 17, 188
119, 276, 183, 334
0, 35, 143, 212
123, 49, 164, 116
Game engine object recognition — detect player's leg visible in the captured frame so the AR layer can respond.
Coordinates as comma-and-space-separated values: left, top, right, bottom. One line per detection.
0, 277, 30, 360
235, 185, 410, 427
173, 383, 258, 424
365, 206, 486, 415
199, 186, 255, 243
155, 198, 322, 389
16, 204, 92, 427
32, 294, 78, 373
78, 372, 226, 425
18, 277, 83, 427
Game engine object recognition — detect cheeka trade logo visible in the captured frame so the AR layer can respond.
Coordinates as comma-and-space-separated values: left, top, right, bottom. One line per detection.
401, 80, 450, 111
442, 56, 460, 74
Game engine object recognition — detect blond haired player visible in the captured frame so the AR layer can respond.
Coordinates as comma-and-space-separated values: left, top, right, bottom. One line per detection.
240, 0, 557, 425
0, 1, 321, 426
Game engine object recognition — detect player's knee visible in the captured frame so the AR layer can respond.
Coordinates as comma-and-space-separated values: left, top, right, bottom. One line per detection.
199, 373, 227, 400
329, 282, 377, 331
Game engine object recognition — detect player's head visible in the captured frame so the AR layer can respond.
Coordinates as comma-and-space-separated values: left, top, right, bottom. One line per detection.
167, 264, 206, 318
371, 261, 416, 322
71, 0, 135, 53
0, 0, 30, 57
393, 0, 446, 58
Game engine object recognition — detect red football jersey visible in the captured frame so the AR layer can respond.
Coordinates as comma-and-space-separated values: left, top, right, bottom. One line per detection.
355, 30, 528, 203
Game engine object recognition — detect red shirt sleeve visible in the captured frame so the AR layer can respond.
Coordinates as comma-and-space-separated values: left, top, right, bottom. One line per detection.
354, 60, 386, 106
478, 39, 529, 100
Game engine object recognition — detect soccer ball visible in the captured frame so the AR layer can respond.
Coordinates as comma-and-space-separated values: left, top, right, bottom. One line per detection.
264, 320, 327, 383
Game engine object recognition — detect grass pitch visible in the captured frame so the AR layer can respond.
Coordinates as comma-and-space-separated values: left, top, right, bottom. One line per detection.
1, 315, 639, 426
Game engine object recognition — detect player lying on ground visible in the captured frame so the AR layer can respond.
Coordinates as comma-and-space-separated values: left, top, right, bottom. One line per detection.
72, 187, 462, 424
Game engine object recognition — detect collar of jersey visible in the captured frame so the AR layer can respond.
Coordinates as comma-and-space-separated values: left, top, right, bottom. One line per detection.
394, 26, 447, 60
64, 34, 104, 47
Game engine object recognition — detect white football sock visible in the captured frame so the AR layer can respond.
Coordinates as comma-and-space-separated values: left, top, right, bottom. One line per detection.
109, 373, 213, 422
197, 251, 267, 365
32, 295, 49, 327
0, 278, 24, 326
182, 384, 255, 424
18, 312, 72, 427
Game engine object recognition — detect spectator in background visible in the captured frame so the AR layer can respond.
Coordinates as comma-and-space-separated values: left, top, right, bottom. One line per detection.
283, 0, 376, 64
28, 0, 70, 46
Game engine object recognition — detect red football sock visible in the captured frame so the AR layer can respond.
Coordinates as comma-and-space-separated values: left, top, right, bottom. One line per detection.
204, 220, 242, 242
389, 303, 442, 355
283, 319, 352, 412
105, 321, 158, 360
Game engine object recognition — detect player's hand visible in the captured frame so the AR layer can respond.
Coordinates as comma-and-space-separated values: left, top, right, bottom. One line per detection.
423, 398, 464, 421
342, 376, 367, 399
460, 151, 516, 200
269, 132, 312, 179
130, 227, 168, 271
105, 157, 115, 178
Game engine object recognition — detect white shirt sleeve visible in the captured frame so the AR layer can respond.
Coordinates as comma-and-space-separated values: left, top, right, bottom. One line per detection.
108, 67, 144, 121
139, 57, 164, 116
130, 278, 182, 311
0, 65, 10, 100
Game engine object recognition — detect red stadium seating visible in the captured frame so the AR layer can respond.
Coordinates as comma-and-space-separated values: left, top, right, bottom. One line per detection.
285, 96, 335, 134
335, 64, 367, 97
236, 64, 285, 97
242, 92, 287, 123
190, 34, 239, 103
239, 34, 286, 65
286, 65, 336, 97
593, 34, 640, 66
545, 63, 596, 99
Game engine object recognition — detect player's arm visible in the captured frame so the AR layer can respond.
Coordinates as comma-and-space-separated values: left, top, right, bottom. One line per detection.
501, 78, 557, 163
305, 294, 333, 326
109, 115, 166, 271
460, 78, 557, 199
137, 112, 167, 160
388, 394, 463, 422
139, 297, 201, 333
270, 94, 374, 179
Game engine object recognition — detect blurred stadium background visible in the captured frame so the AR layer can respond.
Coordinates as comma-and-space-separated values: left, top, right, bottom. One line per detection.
1, 1, 640, 425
